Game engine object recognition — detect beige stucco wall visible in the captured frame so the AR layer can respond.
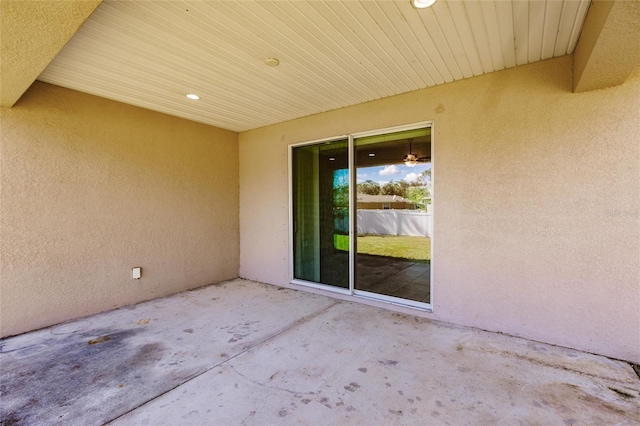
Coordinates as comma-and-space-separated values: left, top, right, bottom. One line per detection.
1, 82, 239, 337
239, 56, 640, 363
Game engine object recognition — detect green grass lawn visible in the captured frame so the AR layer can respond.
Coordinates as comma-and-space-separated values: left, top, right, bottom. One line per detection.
334, 234, 431, 262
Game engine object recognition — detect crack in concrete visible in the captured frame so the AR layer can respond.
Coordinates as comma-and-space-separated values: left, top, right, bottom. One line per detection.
227, 364, 307, 397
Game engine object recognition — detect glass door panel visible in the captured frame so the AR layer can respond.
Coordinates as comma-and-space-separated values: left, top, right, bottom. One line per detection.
354, 129, 431, 303
292, 139, 349, 288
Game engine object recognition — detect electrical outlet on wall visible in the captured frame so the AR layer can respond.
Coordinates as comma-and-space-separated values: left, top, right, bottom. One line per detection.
132, 267, 141, 279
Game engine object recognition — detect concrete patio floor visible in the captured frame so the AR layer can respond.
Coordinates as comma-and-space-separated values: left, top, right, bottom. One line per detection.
1, 279, 639, 425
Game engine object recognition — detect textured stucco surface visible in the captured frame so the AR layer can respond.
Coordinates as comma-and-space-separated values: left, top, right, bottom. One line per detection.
573, 0, 640, 92
0, 0, 101, 106
0, 82, 239, 337
239, 56, 640, 363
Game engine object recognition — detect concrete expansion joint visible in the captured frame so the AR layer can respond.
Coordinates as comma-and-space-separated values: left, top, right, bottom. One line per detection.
106, 300, 342, 424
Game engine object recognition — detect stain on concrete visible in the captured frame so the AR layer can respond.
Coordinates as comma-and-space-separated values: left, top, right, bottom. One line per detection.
378, 359, 398, 366
228, 333, 249, 343
319, 397, 332, 409
358, 367, 367, 373
0, 327, 167, 425
225, 321, 261, 344
88, 335, 111, 345
0, 344, 42, 360
542, 383, 640, 422
182, 329, 194, 334
343, 382, 360, 392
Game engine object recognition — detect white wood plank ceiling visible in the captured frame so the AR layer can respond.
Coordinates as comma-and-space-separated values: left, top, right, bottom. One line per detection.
38, 0, 591, 132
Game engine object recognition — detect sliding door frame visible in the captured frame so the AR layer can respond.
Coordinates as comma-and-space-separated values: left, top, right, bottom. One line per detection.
288, 121, 434, 311
288, 135, 351, 295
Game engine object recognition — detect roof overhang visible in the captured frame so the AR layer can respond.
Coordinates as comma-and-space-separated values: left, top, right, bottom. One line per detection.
0, 0, 102, 107
1, 1, 638, 112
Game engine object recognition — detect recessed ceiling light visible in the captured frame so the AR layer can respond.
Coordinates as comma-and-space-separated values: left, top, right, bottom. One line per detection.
329, 157, 336, 161
186, 94, 200, 100
368, 152, 376, 157
412, 0, 437, 9
265, 58, 280, 67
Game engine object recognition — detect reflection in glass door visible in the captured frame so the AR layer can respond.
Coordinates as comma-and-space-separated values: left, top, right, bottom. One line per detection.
290, 124, 432, 307
354, 129, 431, 304
291, 139, 349, 288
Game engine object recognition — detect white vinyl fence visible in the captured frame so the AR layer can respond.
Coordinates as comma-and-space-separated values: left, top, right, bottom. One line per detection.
357, 210, 432, 238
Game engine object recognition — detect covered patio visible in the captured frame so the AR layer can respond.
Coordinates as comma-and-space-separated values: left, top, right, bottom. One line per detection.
2, 1, 640, 424
2, 279, 638, 425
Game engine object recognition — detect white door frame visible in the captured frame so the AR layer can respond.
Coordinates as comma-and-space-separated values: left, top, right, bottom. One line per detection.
288, 121, 434, 311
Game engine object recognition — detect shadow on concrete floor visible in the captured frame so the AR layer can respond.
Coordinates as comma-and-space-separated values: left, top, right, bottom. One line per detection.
1, 279, 638, 425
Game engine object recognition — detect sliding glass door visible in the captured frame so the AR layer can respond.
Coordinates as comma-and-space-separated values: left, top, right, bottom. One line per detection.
290, 123, 432, 308
291, 139, 349, 289
354, 128, 431, 304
